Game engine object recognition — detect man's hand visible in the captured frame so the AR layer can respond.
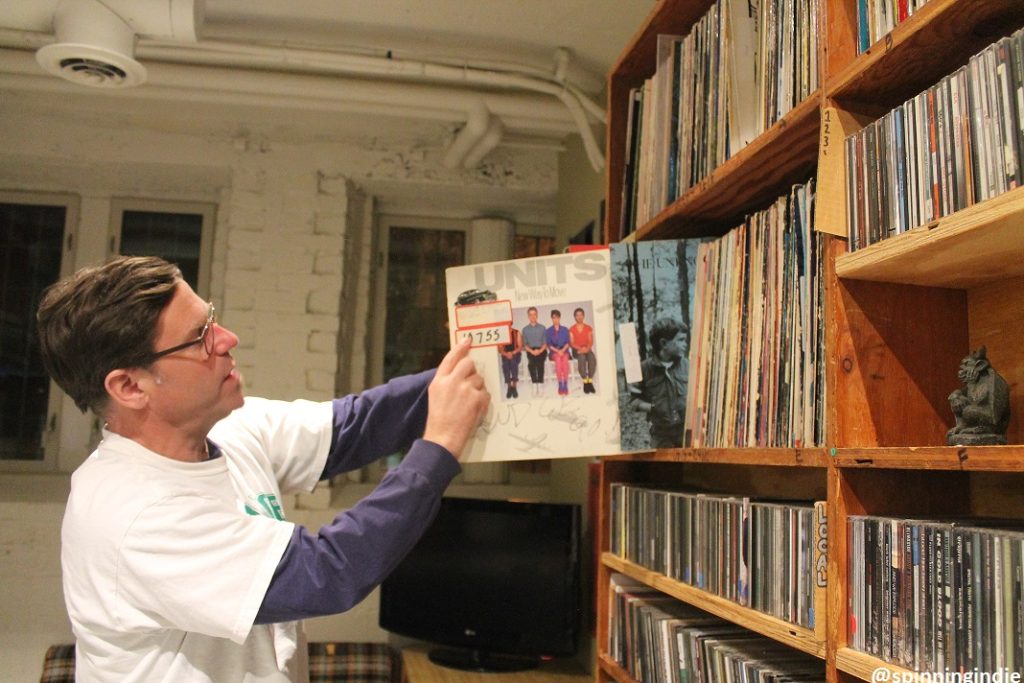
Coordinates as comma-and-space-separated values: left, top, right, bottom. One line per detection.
423, 338, 490, 459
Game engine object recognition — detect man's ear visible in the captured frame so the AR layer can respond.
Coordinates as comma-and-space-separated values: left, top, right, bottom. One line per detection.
104, 368, 152, 411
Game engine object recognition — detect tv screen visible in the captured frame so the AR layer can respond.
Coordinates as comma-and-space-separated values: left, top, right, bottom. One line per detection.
379, 496, 581, 672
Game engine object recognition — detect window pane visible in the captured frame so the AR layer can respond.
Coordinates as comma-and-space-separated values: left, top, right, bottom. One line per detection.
0, 202, 65, 460
383, 227, 465, 381
514, 234, 555, 258
120, 210, 203, 291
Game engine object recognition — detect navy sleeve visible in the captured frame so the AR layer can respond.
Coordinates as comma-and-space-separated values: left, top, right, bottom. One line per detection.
254, 439, 460, 624
322, 369, 435, 480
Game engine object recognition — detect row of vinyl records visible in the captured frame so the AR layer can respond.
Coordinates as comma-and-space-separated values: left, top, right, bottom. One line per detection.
685, 179, 824, 449
608, 573, 825, 683
609, 483, 827, 629
620, 0, 819, 235
611, 179, 823, 452
844, 27, 1024, 251
856, 0, 932, 55
848, 516, 1024, 674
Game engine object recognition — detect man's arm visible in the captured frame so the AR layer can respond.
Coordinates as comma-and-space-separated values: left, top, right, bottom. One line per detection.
321, 369, 435, 479
256, 441, 460, 622
257, 339, 488, 623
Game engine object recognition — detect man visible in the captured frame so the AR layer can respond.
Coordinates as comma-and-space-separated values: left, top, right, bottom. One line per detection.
521, 306, 547, 397
35, 256, 489, 682
569, 307, 596, 394
498, 324, 523, 399
629, 317, 688, 448
545, 309, 571, 396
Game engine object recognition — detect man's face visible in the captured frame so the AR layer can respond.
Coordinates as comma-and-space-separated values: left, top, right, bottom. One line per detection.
144, 281, 243, 430
658, 331, 685, 362
551, 313, 561, 326
528, 309, 538, 324
575, 310, 585, 324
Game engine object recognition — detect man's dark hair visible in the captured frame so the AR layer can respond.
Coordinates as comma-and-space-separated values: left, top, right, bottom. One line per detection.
573, 307, 585, 317
550, 309, 561, 318
649, 317, 686, 356
36, 256, 182, 415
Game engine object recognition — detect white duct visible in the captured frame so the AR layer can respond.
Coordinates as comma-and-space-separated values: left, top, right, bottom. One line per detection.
34, 0, 202, 88
443, 101, 492, 169
135, 38, 605, 169
462, 114, 504, 168
0, 47, 571, 135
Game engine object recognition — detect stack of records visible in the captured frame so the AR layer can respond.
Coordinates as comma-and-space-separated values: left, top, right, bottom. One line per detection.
609, 573, 825, 682
685, 180, 824, 448
610, 483, 824, 629
848, 515, 1024, 673
845, 28, 1024, 250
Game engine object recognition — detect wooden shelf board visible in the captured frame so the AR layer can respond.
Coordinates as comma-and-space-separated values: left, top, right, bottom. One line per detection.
831, 445, 1024, 471
835, 185, 1024, 288
827, 0, 1024, 108
604, 447, 830, 468
601, 553, 825, 658
609, 0, 717, 83
629, 92, 821, 242
835, 647, 922, 681
596, 653, 633, 683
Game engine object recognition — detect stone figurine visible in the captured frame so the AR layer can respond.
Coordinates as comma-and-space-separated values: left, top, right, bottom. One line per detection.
947, 346, 1011, 446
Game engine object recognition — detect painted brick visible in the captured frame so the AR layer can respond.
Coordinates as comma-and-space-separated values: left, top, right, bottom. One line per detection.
314, 211, 346, 236
307, 331, 337, 354
305, 369, 336, 395
307, 288, 341, 316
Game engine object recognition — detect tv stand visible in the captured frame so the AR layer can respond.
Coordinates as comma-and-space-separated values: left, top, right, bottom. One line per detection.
401, 645, 589, 682
428, 647, 537, 673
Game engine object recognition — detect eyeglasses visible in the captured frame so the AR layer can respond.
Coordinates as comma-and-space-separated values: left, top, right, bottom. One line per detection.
147, 302, 216, 362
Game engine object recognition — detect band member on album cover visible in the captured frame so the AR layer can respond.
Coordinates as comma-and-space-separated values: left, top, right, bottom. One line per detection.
546, 310, 571, 396
569, 307, 596, 394
522, 306, 548, 396
498, 326, 523, 399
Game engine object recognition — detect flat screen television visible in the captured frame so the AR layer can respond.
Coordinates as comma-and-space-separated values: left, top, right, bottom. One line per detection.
379, 496, 581, 672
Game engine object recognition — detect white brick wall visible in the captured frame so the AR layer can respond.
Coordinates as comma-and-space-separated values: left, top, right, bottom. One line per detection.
0, 88, 565, 675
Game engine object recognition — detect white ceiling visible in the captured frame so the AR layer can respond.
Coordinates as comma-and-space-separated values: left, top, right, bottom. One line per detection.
0, 1, 654, 176
201, 1, 653, 93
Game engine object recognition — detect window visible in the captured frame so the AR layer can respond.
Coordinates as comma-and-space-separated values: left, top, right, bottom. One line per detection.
110, 199, 216, 297
514, 234, 556, 258
0, 193, 76, 466
379, 224, 466, 382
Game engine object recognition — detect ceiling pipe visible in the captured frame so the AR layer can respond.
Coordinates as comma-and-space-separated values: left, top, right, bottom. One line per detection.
443, 100, 491, 169
0, 47, 574, 135
461, 114, 504, 168
0, 26, 606, 170
140, 38, 605, 170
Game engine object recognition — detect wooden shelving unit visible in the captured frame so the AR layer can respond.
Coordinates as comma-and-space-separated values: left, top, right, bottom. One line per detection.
594, 0, 1024, 682
629, 92, 821, 241
833, 185, 1024, 288
831, 445, 1024, 471
834, 648, 920, 682
603, 553, 826, 658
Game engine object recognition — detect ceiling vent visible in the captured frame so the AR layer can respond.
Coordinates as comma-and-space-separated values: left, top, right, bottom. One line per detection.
35, 0, 204, 88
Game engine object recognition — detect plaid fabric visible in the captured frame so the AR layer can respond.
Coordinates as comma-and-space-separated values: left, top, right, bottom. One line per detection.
40, 642, 400, 683
307, 642, 401, 683
39, 644, 75, 683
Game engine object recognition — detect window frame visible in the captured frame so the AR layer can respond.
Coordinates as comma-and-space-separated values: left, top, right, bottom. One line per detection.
369, 215, 472, 388
0, 190, 79, 472
108, 198, 217, 298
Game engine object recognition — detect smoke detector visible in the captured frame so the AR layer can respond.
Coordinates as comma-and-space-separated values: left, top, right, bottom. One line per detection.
35, 0, 204, 88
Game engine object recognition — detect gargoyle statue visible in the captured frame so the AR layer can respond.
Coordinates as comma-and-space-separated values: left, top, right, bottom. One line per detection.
947, 346, 1010, 446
